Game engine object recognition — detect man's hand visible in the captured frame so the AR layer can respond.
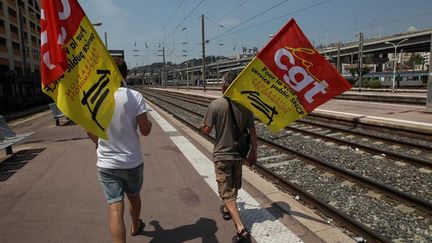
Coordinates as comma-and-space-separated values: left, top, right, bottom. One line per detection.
201, 124, 212, 135
246, 150, 257, 167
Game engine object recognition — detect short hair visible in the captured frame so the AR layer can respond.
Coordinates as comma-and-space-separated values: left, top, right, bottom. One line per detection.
113, 57, 128, 78
222, 72, 237, 88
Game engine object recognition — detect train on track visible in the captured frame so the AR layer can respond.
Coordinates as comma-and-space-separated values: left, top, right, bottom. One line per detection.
347, 71, 429, 88
128, 71, 429, 89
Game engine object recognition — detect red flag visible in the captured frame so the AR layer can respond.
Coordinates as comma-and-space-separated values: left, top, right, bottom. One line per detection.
257, 19, 351, 112
40, 0, 85, 86
225, 19, 352, 132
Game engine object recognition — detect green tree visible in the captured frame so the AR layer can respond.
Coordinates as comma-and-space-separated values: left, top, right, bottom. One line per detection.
407, 54, 424, 71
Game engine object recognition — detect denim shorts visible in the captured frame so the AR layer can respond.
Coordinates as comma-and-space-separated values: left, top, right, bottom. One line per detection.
97, 164, 143, 204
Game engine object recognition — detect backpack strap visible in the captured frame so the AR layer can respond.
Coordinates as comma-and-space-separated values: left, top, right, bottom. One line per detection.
224, 96, 241, 135
224, 96, 241, 131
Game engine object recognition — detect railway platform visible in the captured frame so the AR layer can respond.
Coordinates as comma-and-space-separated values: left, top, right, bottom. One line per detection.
149, 87, 432, 134
0, 100, 354, 242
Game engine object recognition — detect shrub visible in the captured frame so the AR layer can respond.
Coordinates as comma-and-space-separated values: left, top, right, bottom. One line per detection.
369, 79, 382, 88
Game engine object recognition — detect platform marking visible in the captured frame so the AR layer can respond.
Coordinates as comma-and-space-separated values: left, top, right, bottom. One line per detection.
316, 109, 432, 127
147, 105, 177, 132
171, 136, 303, 243
149, 105, 303, 243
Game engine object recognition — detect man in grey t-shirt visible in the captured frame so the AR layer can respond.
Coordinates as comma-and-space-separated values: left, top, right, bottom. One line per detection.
201, 72, 257, 242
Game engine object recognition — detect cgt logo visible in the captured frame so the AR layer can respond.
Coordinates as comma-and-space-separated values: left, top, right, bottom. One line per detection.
41, 0, 71, 71
274, 47, 328, 104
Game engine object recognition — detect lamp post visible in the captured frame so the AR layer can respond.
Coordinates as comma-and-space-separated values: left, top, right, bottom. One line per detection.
186, 62, 189, 90
385, 38, 408, 92
92, 23, 108, 48
157, 47, 166, 87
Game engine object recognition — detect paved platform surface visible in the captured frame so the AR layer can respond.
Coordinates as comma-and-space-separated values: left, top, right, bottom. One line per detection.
150, 87, 432, 133
0, 102, 353, 242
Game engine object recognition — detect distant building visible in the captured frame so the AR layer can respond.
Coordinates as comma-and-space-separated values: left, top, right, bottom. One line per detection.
0, 0, 43, 112
419, 52, 429, 68
109, 50, 125, 60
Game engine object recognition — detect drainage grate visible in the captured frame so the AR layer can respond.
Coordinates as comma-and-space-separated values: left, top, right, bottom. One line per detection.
0, 162, 27, 172
0, 148, 45, 182
0, 172, 14, 181
15, 148, 45, 154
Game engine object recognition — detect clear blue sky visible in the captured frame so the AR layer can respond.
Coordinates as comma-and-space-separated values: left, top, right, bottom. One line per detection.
79, 0, 432, 68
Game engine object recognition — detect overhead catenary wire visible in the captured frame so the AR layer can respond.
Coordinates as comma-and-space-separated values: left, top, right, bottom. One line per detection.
161, 0, 207, 45
209, 0, 333, 40
151, 0, 186, 47
208, 0, 249, 29
208, 0, 290, 42
322, 10, 432, 43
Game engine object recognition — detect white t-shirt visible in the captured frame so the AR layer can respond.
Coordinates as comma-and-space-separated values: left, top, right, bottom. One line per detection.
96, 87, 148, 169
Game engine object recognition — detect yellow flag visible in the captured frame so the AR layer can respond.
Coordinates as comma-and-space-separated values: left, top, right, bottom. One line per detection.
40, 0, 121, 139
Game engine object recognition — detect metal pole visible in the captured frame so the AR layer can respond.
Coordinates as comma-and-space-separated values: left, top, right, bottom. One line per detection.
217, 61, 220, 86
186, 62, 189, 90
201, 15, 206, 92
385, 39, 408, 93
104, 32, 108, 49
337, 41, 341, 73
160, 47, 166, 88
427, 32, 432, 109
392, 45, 397, 92
358, 33, 364, 93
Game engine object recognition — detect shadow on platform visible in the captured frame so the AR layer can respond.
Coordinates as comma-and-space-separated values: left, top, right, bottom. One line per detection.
239, 201, 329, 228
0, 148, 45, 182
140, 218, 219, 243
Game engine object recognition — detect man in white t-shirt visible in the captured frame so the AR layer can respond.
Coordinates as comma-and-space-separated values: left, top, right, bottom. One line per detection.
87, 58, 152, 243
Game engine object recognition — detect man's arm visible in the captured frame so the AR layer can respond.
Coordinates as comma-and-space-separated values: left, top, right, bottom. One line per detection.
201, 124, 212, 135
87, 132, 99, 149
201, 103, 214, 135
137, 112, 152, 136
246, 125, 257, 166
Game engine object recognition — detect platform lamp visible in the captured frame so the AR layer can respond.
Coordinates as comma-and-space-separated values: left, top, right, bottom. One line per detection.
92, 22, 108, 48
385, 39, 408, 93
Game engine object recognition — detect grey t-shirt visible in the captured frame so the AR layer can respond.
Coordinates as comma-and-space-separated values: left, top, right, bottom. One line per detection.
202, 97, 254, 162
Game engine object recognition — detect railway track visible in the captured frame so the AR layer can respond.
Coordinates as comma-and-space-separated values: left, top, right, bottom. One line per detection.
137, 87, 432, 243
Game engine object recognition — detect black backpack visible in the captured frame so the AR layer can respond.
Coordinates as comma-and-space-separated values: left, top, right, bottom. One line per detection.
224, 97, 251, 158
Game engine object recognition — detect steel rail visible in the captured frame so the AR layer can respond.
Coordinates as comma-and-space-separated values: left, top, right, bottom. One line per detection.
143, 91, 391, 242
141, 89, 432, 213
287, 125, 432, 168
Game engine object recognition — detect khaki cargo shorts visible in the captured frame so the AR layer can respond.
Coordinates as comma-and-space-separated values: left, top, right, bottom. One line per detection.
214, 160, 242, 203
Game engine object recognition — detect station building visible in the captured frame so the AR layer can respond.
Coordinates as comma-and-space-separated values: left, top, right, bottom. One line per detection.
0, 0, 43, 113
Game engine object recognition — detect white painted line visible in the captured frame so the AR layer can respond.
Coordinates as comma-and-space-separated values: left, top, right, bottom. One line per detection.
316, 109, 432, 127
171, 136, 303, 243
326, 99, 424, 109
147, 105, 177, 132
149, 106, 303, 242
9, 111, 51, 126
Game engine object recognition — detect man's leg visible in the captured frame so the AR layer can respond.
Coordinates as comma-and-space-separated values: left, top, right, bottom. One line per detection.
215, 161, 247, 234
108, 201, 126, 243
127, 193, 142, 234
225, 199, 245, 233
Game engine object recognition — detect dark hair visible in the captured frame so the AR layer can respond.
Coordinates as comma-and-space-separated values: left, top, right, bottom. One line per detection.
222, 72, 237, 88
113, 57, 128, 79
